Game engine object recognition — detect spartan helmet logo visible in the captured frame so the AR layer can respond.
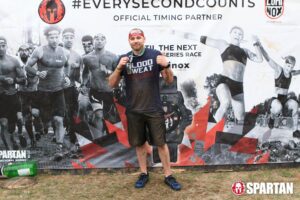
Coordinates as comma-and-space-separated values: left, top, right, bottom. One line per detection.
235, 183, 242, 193
38, 0, 65, 24
46, 0, 58, 21
232, 181, 245, 195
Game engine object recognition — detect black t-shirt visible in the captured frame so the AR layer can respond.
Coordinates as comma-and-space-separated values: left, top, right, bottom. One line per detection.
119, 48, 164, 113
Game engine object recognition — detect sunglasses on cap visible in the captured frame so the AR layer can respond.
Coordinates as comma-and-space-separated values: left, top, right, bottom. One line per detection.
82, 41, 93, 47
285, 59, 294, 65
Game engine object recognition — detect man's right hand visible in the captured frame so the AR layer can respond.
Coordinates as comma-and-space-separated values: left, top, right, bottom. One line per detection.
37, 71, 47, 79
4, 77, 14, 85
80, 86, 89, 95
116, 57, 129, 71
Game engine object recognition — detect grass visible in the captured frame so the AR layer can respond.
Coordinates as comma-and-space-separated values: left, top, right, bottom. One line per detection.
0, 167, 299, 200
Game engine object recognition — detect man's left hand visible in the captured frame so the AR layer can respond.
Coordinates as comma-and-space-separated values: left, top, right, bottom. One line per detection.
157, 54, 169, 68
70, 62, 80, 68
64, 77, 71, 87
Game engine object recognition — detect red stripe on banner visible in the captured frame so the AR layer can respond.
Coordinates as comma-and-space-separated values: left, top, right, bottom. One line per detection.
105, 120, 130, 148
71, 161, 84, 169
73, 115, 82, 124
174, 143, 205, 166
256, 151, 270, 164
246, 156, 255, 164
204, 118, 225, 151
104, 120, 121, 134
79, 143, 107, 162
85, 161, 96, 168
229, 137, 258, 154
114, 102, 128, 132
246, 150, 263, 164
185, 97, 210, 141
250, 106, 259, 114
124, 161, 135, 168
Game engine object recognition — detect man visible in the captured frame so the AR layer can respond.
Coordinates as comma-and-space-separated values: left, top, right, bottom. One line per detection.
0, 37, 26, 150
81, 35, 94, 55
18, 44, 44, 148
25, 25, 70, 160
108, 28, 181, 191
200, 26, 263, 123
82, 33, 118, 139
77, 35, 94, 121
62, 28, 82, 146
257, 41, 300, 136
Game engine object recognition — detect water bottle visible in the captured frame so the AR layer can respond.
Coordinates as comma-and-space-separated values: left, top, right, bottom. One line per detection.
0, 161, 38, 178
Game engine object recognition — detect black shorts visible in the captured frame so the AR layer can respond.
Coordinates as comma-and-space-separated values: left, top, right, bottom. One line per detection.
89, 89, 118, 121
19, 91, 39, 115
126, 111, 166, 147
36, 90, 66, 121
64, 86, 79, 115
0, 93, 21, 122
217, 75, 243, 97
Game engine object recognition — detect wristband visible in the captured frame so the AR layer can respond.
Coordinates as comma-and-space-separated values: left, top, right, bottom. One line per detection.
116, 67, 123, 72
253, 42, 260, 47
164, 62, 171, 69
200, 36, 207, 44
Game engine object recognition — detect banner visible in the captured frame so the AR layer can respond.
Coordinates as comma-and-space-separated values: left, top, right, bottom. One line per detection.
0, 0, 299, 169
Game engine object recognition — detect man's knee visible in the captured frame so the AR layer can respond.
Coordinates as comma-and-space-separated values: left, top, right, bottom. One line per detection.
94, 110, 103, 119
0, 118, 8, 127
53, 116, 64, 126
17, 112, 23, 120
32, 108, 40, 118
8, 122, 16, 134
157, 143, 168, 151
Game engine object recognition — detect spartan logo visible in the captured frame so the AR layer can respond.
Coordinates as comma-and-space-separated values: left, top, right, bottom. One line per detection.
38, 0, 66, 24
265, 0, 284, 19
232, 181, 246, 196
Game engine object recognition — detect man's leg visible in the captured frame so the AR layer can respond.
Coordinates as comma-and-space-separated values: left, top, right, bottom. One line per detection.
16, 111, 27, 148
157, 144, 172, 176
51, 90, 66, 161
32, 108, 44, 140
78, 92, 91, 121
0, 118, 11, 150
126, 111, 150, 188
147, 112, 181, 190
53, 115, 65, 144
53, 115, 65, 160
136, 143, 149, 174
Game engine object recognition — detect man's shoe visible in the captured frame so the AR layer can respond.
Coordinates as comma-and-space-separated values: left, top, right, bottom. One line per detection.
293, 130, 300, 138
19, 135, 27, 148
30, 140, 37, 148
135, 173, 149, 188
268, 117, 275, 129
54, 143, 64, 162
35, 132, 41, 141
164, 175, 181, 191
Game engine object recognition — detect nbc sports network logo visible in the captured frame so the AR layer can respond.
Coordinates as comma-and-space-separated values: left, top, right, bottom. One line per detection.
232, 181, 294, 195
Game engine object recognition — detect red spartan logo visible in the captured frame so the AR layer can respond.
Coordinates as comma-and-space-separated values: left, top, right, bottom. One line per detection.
38, 0, 65, 24
232, 181, 246, 195
265, 0, 284, 19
